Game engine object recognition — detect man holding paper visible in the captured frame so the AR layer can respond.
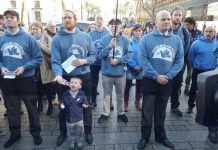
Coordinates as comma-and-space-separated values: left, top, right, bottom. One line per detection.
51, 10, 95, 146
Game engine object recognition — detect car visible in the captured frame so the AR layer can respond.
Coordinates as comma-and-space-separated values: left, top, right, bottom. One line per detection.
56, 20, 95, 32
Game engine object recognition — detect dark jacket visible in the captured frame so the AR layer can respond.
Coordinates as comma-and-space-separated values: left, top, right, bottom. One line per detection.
62, 89, 88, 123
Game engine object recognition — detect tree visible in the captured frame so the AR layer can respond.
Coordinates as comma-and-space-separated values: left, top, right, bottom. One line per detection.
139, 0, 158, 21
84, 1, 101, 19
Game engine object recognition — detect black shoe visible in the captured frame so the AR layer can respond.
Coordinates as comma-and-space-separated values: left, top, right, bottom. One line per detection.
98, 114, 109, 123
85, 133, 93, 145
208, 132, 218, 144
171, 107, 183, 117
46, 104, 53, 116
117, 114, 128, 124
186, 107, 193, 114
137, 138, 148, 149
156, 138, 174, 148
33, 135, 42, 145
56, 134, 66, 146
4, 135, 21, 148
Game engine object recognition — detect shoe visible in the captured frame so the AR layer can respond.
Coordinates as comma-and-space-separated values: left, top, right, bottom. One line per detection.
33, 135, 42, 145
69, 142, 76, 150
4, 135, 21, 148
137, 138, 148, 149
186, 107, 193, 114
156, 138, 174, 148
117, 114, 128, 124
0, 129, 6, 136
208, 131, 218, 144
46, 104, 53, 116
171, 107, 183, 117
56, 134, 66, 146
77, 140, 84, 150
85, 133, 93, 144
184, 85, 189, 96
135, 101, 142, 111
98, 114, 109, 123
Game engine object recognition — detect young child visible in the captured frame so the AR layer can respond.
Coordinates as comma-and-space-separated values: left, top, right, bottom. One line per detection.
60, 77, 90, 150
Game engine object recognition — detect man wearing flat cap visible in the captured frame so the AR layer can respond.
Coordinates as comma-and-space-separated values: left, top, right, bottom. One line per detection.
0, 10, 43, 148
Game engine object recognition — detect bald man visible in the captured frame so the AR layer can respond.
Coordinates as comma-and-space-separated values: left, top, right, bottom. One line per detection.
137, 10, 184, 149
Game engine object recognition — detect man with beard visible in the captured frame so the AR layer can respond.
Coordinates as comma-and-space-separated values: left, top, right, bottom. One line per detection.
170, 6, 190, 117
51, 10, 95, 146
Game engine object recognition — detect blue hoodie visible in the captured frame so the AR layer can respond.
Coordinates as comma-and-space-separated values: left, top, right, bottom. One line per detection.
97, 33, 132, 77
188, 34, 217, 70
170, 25, 190, 55
89, 27, 109, 65
138, 28, 184, 80
0, 28, 43, 77
51, 27, 96, 77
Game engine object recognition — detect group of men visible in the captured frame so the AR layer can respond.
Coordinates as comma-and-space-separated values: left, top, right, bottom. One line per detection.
0, 5, 218, 150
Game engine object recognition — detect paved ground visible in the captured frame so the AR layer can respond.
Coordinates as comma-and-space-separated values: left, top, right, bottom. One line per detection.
0, 78, 218, 150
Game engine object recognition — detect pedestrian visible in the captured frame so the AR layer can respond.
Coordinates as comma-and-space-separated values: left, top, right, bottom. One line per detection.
124, 24, 143, 112
60, 77, 90, 150
51, 10, 95, 146
30, 21, 54, 116
187, 26, 217, 114
0, 10, 43, 148
87, 23, 96, 32
137, 10, 184, 149
143, 21, 155, 35
46, 21, 56, 38
183, 17, 202, 97
170, 6, 191, 117
97, 18, 132, 124
89, 14, 109, 108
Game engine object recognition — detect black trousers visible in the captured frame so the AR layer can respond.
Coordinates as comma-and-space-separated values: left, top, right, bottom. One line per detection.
188, 68, 207, 108
57, 73, 92, 135
170, 63, 186, 108
0, 77, 41, 137
140, 77, 172, 141
90, 65, 101, 104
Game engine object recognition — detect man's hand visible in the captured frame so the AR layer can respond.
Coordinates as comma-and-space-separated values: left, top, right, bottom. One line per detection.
14, 67, 24, 76
72, 59, 87, 67
60, 103, 65, 109
156, 75, 169, 85
1, 67, 9, 76
53, 75, 63, 83
111, 58, 119, 65
109, 38, 116, 48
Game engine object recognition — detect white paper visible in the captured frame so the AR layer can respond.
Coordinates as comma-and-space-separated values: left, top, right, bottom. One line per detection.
62, 55, 77, 74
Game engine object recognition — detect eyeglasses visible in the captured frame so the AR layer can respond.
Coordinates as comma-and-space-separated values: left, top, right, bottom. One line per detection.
161, 18, 171, 21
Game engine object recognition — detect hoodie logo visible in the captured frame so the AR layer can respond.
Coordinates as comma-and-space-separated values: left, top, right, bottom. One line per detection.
108, 46, 123, 58
1, 42, 24, 59
93, 40, 100, 48
152, 45, 174, 62
67, 44, 85, 59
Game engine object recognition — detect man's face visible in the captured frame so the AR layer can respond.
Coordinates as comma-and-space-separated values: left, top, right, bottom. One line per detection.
156, 12, 171, 32
184, 22, 194, 31
95, 15, 103, 26
204, 27, 215, 40
109, 24, 122, 36
4, 13, 19, 28
171, 10, 183, 25
48, 22, 56, 34
62, 11, 76, 31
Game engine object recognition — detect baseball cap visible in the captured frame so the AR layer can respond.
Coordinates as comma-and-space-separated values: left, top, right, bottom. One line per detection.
3, 10, 19, 20
146, 21, 155, 28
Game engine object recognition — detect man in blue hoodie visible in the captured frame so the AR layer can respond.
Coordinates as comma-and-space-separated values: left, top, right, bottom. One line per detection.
170, 6, 191, 117
97, 18, 132, 124
89, 14, 109, 108
137, 10, 184, 149
0, 10, 43, 148
51, 10, 95, 146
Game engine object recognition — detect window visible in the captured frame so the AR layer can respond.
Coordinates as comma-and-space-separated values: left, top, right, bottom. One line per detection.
34, 0, 40, 9
10, 0, 16, 8
35, 11, 41, 22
